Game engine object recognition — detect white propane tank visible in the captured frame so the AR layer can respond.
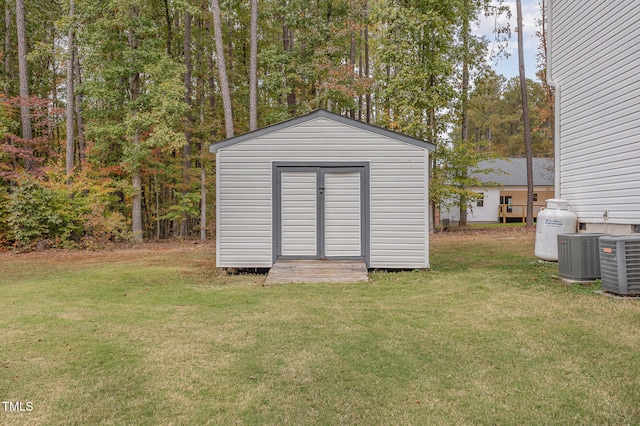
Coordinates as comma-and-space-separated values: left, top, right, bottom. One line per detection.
534, 199, 577, 261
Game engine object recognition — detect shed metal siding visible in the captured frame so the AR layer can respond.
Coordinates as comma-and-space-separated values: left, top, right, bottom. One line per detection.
550, 1, 640, 224
216, 116, 429, 268
280, 172, 317, 256
324, 171, 361, 257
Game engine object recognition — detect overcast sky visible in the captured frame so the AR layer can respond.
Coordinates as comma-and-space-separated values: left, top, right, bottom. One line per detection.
473, 0, 542, 80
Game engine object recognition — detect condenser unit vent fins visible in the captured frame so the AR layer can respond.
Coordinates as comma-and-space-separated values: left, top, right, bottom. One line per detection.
557, 233, 605, 281
599, 236, 640, 296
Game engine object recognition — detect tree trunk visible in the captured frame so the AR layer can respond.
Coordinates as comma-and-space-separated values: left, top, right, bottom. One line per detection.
364, 4, 370, 124
249, 0, 258, 131
226, 0, 233, 82
155, 172, 160, 242
132, 166, 143, 241
15, 0, 32, 141
206, 21, 216, 112
129, 7, 143, 242
200, 164, 207, 240
65, 0, 75, 178
74, 50, 86, 163
49, 26, 57, 141
517, 0, 534, 227
196, 59, 208, 242
349, 31, 356, 119
183, 10, 192, 170
358, 29, 363, 121
212, 0, 234, 138
181, 10, 193, 237
459, 0, 470, 227
163, 0, 172, 56
4, 4, 12, 99
282, 19, 295, 113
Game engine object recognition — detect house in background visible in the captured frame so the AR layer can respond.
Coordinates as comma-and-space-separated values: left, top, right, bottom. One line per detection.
548, 1, 640, 235
210, 109, 435, 270
440, 158, 555, 224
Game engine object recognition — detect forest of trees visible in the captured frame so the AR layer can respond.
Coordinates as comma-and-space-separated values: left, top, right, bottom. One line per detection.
0, 0, 553, 249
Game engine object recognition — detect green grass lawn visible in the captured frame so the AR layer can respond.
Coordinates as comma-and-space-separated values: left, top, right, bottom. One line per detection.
1, 235, 639, 425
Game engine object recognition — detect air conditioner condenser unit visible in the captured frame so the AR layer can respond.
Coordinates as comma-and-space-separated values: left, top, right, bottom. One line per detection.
599, 235, 640, 296
557, 233, 605, 281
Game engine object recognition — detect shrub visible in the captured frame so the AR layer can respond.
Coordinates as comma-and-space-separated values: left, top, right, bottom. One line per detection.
4, 167, 133, 250
7, 178, 85, 248
81, 199, 130, 249
0, 190, 9, 246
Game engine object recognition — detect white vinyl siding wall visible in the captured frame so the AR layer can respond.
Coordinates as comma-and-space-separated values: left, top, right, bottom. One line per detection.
469, 188, 500, 223
550, 1, 640, 224
216, 117, 428, 268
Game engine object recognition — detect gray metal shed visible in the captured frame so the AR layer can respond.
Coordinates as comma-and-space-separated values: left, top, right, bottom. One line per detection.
209, 110, 435, 269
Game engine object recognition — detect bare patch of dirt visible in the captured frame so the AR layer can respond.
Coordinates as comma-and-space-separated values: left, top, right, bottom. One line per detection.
431, 225, 536, 242
0, 239, 216, 265
0, 228, 534, 266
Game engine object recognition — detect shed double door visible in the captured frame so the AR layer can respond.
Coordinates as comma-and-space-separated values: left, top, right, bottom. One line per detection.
275, 165, 368, 262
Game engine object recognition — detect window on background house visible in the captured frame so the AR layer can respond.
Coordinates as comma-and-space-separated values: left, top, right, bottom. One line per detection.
500, 195, 513, 213
533, 193, 538, 202
476, 193, 484, 207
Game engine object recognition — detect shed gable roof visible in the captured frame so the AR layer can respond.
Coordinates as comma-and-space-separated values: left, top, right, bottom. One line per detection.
209, 109, 435, 152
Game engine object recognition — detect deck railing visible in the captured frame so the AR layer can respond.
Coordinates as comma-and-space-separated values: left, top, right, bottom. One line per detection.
498, 204, 545, 222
